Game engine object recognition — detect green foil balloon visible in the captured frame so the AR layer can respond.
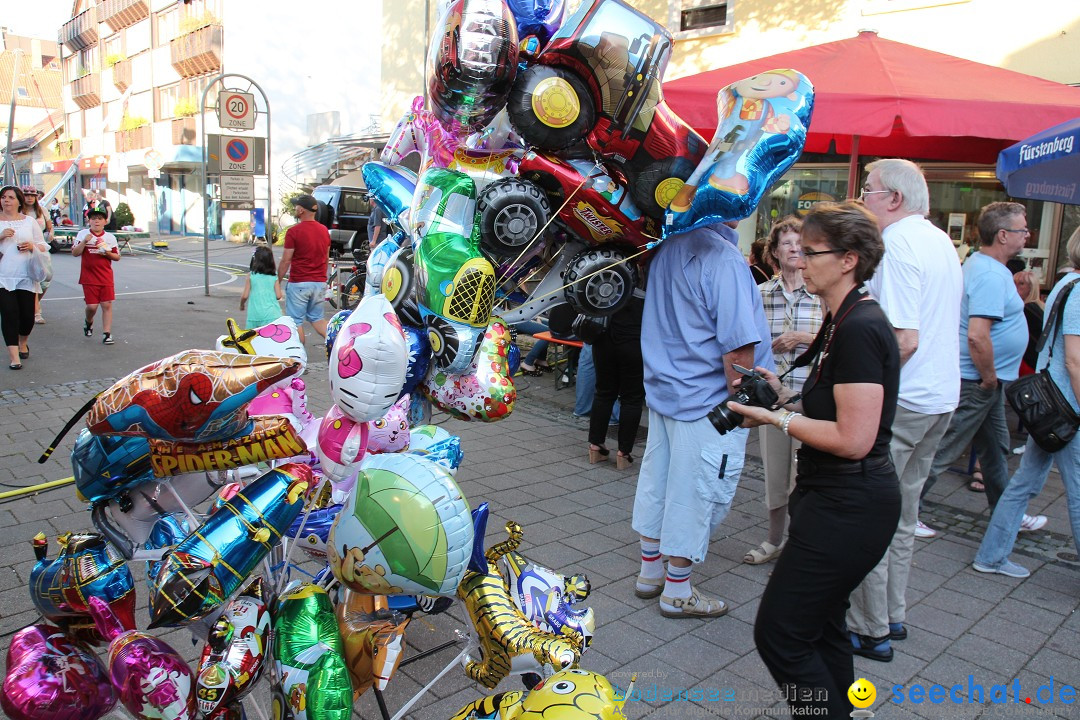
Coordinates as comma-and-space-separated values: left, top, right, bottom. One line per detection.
272, 583, 353, 720
412, 168, 495, 330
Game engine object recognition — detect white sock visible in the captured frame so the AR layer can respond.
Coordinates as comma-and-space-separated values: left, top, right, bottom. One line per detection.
639, 539, 664, 580
663, 563, 693, 600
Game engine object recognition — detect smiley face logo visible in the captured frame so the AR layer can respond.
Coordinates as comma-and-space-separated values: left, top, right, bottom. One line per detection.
848, 678, 876, 709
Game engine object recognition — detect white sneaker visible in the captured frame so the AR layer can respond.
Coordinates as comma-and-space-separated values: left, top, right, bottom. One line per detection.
914, 520, 938, 539
1019, 514, 1047, 532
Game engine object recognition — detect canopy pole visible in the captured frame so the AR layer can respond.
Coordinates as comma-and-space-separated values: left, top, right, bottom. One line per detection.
847, 135, 861, 199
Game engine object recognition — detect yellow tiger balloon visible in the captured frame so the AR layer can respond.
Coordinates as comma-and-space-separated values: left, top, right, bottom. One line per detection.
457, 522, 583, 688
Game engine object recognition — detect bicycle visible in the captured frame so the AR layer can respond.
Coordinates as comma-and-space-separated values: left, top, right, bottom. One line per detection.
326, 253, 366, 311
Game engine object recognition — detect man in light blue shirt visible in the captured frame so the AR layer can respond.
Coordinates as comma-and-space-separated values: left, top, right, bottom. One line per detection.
633, 221, 774, 619
924, 202, 1044, 529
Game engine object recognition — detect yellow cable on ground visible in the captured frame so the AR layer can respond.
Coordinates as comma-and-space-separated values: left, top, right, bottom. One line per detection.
0, 477, 74, 500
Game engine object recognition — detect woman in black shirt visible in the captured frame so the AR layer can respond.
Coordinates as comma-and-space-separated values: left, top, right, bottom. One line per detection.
730, 201, 901, 719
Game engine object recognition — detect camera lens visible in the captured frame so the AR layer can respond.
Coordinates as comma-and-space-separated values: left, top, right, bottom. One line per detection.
707, 400, 744, 435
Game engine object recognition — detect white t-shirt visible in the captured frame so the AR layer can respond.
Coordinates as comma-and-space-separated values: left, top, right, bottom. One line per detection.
866, 214, 963, 414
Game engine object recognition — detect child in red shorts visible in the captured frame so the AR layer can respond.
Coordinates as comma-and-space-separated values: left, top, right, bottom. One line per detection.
72, 208, 120, 344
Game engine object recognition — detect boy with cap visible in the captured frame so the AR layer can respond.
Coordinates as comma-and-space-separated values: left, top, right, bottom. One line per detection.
72, 208, 120, 344
278, 194, 330, 343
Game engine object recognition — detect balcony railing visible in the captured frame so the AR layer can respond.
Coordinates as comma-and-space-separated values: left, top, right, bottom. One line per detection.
99, 0, 149, 32
115, 126, 152, 152
71, 74, 101, 110
59, 8, 99, 52
170, 24, 223, 78
171, 117, 197, 145
111, 59, 132, 91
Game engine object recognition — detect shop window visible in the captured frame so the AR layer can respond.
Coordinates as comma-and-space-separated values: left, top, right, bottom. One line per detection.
754, 166, 849, 238
1055, 206, 1080, 279
671, 0, 733, 40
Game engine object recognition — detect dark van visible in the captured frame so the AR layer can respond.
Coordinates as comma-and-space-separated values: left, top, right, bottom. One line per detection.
312, 185, 370, 261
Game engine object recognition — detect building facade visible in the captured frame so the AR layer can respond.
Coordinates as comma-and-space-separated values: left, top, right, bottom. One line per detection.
50, 0, 226, 235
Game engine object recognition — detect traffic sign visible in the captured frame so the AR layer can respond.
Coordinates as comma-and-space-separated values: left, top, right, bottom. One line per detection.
207, 135, 266, 174
220, 175, 255, 210
217, 91, 256, 130
148, 168, 161, 179
144, 148, 164, 171
221, 135, 253, 172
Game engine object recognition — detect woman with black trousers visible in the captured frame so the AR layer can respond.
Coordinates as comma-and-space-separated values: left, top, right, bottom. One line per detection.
730, 202, 901, 718
587, 296, 645, 470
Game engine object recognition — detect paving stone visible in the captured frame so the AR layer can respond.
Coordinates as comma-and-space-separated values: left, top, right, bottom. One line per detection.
949, 633, 1033, 678
989, 597, 1068, 633
903, 602, 978, 640
969, 616, 1050, 656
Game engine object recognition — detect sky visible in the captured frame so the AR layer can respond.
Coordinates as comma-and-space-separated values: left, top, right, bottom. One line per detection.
5, 0, 71, 40
6, 0, 385, 195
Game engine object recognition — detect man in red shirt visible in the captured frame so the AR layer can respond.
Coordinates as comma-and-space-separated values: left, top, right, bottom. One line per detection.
278, 194, 331, 343
72, 208, 121, 345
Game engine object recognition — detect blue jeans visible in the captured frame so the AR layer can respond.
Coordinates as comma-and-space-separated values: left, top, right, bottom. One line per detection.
974, 432, 1080, 569
574, 344, 618, 419
515, 321, 548, 366
924, 380, 1010, 508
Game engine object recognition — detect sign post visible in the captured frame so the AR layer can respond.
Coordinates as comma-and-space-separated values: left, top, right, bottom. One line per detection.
200, 76, 272, 295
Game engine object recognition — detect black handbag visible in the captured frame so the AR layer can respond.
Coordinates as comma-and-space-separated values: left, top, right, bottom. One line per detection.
1005, 278, 1080, 453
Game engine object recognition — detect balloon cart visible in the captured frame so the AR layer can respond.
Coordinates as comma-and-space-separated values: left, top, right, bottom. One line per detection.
6, 1, 812, 717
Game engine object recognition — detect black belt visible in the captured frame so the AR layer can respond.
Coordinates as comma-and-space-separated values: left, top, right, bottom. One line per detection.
796, 450, 893, 485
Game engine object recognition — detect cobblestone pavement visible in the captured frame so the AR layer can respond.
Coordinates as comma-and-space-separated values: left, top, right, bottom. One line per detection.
0, 282, 1077, 719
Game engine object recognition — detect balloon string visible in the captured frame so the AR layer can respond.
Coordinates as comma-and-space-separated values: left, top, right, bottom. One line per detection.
274, 476, 328, 595
498, 242, 656, 315
494, 161, 600, 288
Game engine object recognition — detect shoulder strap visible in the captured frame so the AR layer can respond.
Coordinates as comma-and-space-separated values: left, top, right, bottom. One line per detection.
1035, 277, 1080, 363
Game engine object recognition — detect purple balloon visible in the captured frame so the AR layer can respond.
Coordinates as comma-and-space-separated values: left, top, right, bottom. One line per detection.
507, 0, 565, 48
88, 596, 197, 720
1, 624, 116, 720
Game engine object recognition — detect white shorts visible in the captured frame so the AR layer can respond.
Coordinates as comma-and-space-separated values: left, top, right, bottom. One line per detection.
632, 410, 748, 564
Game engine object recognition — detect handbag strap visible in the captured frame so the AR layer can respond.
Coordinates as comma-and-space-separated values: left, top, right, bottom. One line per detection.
1034, 277, 1080, 369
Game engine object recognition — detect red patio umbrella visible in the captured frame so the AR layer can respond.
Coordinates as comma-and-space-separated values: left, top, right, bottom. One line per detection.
664, 31, 1080, 195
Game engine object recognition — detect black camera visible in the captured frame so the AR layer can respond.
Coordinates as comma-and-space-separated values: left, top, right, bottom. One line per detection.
708, 365, 780, 435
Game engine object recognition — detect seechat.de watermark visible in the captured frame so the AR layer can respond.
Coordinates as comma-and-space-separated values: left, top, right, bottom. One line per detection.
891, 676, 1077, 706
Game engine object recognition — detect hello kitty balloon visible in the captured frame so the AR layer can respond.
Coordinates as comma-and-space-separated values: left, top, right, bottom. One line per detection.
329, 295, 409, 423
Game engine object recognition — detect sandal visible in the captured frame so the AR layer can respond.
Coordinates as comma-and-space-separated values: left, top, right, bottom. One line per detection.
588, 445, 610, 464
34, 314, 44, 324
634, 574, 664, 599
968, 471, 985, 493
18, 346, 29, 359
616, 452, 634, 470
9, 362, 22, 370
659, 588, 730, 619
744, 540, 784, 565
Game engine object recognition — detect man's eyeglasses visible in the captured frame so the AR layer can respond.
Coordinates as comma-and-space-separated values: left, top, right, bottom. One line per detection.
797, 248, 847, 259
859, 188, 892, 200
1001, 227, 1030, 236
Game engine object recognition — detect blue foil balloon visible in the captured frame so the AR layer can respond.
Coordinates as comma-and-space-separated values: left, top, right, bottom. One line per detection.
362, 162, 418, 226
145, 514, 191, 593
401, 324, 432, 396
665, 70, 814, 237
71, 430, 154, 504
326, 309, 352, 362
148, 463, 314, 628
507, 0, 565, 49
507, 341, 521, 377
286, 503, 344, 558
29, 532, 137, 645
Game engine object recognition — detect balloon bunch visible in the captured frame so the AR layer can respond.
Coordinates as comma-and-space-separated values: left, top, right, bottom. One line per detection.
369, 0, 814, 326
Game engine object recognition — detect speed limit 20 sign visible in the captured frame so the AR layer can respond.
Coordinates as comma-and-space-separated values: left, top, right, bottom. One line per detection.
217, 91, 255, 130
